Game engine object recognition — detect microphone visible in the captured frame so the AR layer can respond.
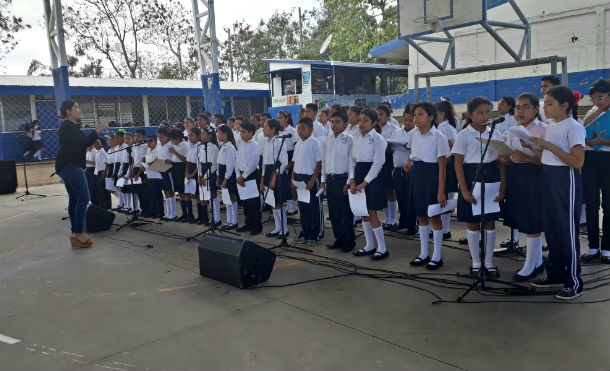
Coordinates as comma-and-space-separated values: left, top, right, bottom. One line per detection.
277, 133, 292, 139
490, 116, 505, 126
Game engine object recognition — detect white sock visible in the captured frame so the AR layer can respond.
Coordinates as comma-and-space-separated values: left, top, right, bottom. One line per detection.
388, 201, 398, 224
518, 236, 538, 276
212, 198, 221, 222
281, 208, 288, 235
418, 224, 430, 259
124, 195, 132, 211
23, 151, 30, 156
133, 195, 139, 211
34, 150, 42, 159
432, 229, 443, 262
383, 207, 389, 224
602, 250, 610, 257
467, 230, 481, 268
169, 197, 177, 218
512, 229, 520, 243
288, 200, 298, 212
353, 215, 361, 224
117, 192, 124, 207
484, 229, 496, 269
164, 198, 171, 218
232, 203, 239, 224
441, 213, 450, 234
361, 221, 375, 252
373, 226, 387, 254
271, 209, 281, 233
587, 248, 599, 255
226, 201, 233, 224
536, 236, 544, 266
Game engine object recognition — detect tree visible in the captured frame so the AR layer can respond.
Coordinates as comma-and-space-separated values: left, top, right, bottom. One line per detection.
0, 0, 31, 61
63, 0, 155, 78
26, 55, 103, 78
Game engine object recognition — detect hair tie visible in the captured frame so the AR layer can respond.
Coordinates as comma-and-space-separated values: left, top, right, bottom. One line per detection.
572, 90, 582, 105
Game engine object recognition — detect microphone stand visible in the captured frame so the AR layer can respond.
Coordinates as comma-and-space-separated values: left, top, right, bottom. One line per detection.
457, 121, 528, 302
16, 157, 46, 201
187, 141, 237, 241
262, 135, 311, 253
114, 142, 161, 231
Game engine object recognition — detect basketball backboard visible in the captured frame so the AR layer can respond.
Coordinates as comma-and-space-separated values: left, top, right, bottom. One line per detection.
399, 0, 487, 37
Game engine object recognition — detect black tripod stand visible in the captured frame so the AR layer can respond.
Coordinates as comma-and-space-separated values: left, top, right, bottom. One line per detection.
113, 143, 161, 231
187, 141, 238, 241
16, 158, 46, 201
457, 122, 528, 302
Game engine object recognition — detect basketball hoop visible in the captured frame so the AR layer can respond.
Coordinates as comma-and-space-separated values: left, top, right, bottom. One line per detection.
412, 16, 444, 33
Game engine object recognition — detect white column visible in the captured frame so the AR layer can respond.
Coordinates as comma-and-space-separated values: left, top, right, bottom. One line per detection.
0, 97, 5, 132
142, 95, 150, 126
29, 95, 37, 121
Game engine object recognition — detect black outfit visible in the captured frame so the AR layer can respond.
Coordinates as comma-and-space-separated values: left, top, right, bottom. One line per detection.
393, 167, 416, 229
241, 171, 262, 230
294, 172, 321, 240
326, 174, 355, 250
583, 151, 610, 252
503, 162, 543, 234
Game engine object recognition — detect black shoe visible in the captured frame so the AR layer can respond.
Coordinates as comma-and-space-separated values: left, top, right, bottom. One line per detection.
236, 225, 251, 232
404, 228, 418, 236
266, 231, 280, 238
371, 251, 389, 261
353, 218, 362, 225
469, 267, 481, 279
276, 231, 289, 239
188, 218, 198, 224
531, 277, 564, 289
442, 232, 451, 240
459, 237, 468, 245
250, 227, 262, 236
286, 210, 298, 216
383, 223, 398, 231
555, 287, 583, 300
326, 240, 342, 249
340, 244, 355, 252
534, 262, 546, 274
500, 238, 517, 248
513, 270, 537, 281
409, 256, 430, 266
197, 219, 208, 225
425, 259, 443, 270
353, 248, 376, 257
581, 251, 601, 263
485, 266, 500, 279
602, 256, 610, 264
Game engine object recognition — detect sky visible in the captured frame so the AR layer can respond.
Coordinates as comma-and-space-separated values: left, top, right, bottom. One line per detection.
1, 0, 318, 76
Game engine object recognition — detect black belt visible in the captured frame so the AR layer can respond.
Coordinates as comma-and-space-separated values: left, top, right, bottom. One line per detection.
326, 173, 348, 180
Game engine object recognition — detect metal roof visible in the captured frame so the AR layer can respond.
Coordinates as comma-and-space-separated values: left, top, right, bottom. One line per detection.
263, 59, 408, 71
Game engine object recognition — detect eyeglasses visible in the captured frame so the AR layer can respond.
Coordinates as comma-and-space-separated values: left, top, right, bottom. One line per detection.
515, 105, 533, 111
589, 93, 609, 103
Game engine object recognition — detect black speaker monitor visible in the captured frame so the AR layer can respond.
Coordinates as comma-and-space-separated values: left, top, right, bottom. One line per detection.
0, 160, 17, 195
198, 234, 276, 288
85, 204, 116, 232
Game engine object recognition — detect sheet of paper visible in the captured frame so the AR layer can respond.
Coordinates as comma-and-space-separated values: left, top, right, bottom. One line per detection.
184, 178, 196, 195
427, 198, 458, 217
221, 188, 233, 205
149, 159, 173, 173
264, 186, 275, 207
506, 126, 539, 149
105, 178, 117, 192
474, 137, 513, 156
348, 190, 369, 217
237, 179, 259, 200
127, 177, 142, 185
292, 180, 310, 203
116, 178, 125, 188
471, 182, 501, 216
198, 184, 211, 201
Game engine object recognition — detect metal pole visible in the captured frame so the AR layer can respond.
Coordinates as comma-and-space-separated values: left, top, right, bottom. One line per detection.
298, 7, 303, 49
551, 60, 557, 78
228, 28, 234, 81
426, 77, 432, 102
561, 58, 569, 85
414, 77, 419, 102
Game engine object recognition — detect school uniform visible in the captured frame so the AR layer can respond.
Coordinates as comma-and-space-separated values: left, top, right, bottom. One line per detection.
350, 129, 390, 259
85, 149, 97, 204
171, 140, 189, 194
293, 135, 323, 242
436, 120, 459, 193
217, 140, 239, 227
198, 140, 220, 224
582, 106, 610, 258
388, 127, 416, 231
234, 130, 243, 149
494, 113, 518, 136
262, 136, 288, 204
378, 122, 398, 190
322, 130, 354, 250
143, 147, 164, 217
538, 117, 585, 296
538, 101, 555, 125
313, 119, 326, 146
236, 138, 262, 232
156, 141, 175, 191
94, 147, 110, 209
279, 125, 299, 213
347, 123, 360, 138
105, 145, 118, 193
131, 143, 147, 213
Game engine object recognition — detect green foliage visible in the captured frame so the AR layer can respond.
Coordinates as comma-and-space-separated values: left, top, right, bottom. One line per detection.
0, 0, 31, 60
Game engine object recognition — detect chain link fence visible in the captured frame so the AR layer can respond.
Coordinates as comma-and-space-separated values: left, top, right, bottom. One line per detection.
232, 97, 266, 118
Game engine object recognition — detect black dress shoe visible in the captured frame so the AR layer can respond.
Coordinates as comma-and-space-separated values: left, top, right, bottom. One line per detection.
353, 248, 376, 257
534, 262, 546, 274
340, 244, 355, 252
409, 256, 430, 266
602, 256, 610, 264
485, 266, 500, 279
442, 232, 451, 240
266, 231, 280, 238
404, 228, 418, 236
425, 259, 443, 270
250, 228, 262, 235
326, 240, 342, 249
459, 237, 468, 245
513, 270, 536, 281
371, 251, 389, 261
236, 225, 251, 232
276, 231, 289, 239
581, 251, 601, 263
197, 219, 208, 225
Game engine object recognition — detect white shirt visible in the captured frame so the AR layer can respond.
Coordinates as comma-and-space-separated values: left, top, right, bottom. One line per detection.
436, 120, 457, 145
320, 121, 331, 137
293, 135, 322, 175
279, 125, 298, 152
410, 126, 451, 163
143, 147, 162, 179
171, 141, 189, 163
94, 148, 107, 175
155, 141, 174, 161
452, 124, 502, 163
379, 121, 398, 141
347, 123, 360, 138
389, 116, 400, 128
133, 144, 147, 167
32, 128, 42, 141
541, 117, 586, 166
262, 136, 288, 175
505, 119, 547, 161
234, 130, 243, 149
186, 141, 200, 163
116, 143, 129, 164
322, 131, 353, 182
107, 145, 118, 165
495, 113, 518, 136
313, 120, 326, 146
236, 138, 261, 179
350, 129, 387, 184
389, 127, 412, 168
86, 149, 96, 168
254, 127, 265, 150
198, 141, 219, 174
217, 141, 237, 178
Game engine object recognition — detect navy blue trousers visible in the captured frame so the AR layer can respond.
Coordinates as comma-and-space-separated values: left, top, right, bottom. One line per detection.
542, 165, 583, 291
295, 173, 320, 240
326, 175, 354, 247
58, 164, 90, 234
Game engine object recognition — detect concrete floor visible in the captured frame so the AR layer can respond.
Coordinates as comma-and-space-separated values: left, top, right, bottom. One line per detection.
0, 183, 608, 371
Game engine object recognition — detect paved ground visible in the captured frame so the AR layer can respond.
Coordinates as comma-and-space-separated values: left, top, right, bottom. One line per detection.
0, 183, 608, 371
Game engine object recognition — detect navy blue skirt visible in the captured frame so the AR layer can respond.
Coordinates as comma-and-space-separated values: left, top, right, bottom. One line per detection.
410, 161, 446, 217
161, 169, 174, 191
503, 163, 543, 233
445, 156, 459, 193
457, 162, 501, 223
171, 162, 186, 193
381, 153, 394, 190
218, 164, 237, 194
354, 162, 386, 211
263, 164, 285, 204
